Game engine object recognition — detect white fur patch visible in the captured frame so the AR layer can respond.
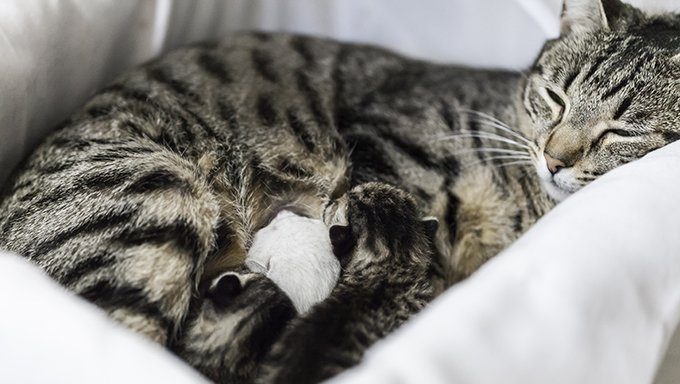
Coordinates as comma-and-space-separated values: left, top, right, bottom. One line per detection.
246, 210, 340, 314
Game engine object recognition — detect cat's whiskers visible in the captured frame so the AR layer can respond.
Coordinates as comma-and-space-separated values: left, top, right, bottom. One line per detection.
458, 108, 535, 148
471, 118, 535, 148
439, 107, 539, 173
458, 108, 512, 130
481, 155, 532, 162
457, 147, 529, 156
434, 131, 531, 151
493, 160, 534, 169
463, 154, 532, 169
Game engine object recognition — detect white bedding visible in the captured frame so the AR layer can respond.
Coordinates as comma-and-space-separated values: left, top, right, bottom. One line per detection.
2, 1, 680, 383
0, 253, 208, 384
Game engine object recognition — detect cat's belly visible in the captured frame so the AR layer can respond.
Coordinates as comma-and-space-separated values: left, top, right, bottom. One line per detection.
201, 182, 336, 286
450, 166, 524, 279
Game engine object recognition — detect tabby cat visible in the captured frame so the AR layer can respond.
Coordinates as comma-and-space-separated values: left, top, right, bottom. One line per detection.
0, 0, 678, 379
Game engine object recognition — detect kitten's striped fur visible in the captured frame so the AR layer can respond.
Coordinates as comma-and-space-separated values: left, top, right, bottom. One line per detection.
257, 183, 439, 384
175, 268, 296, 383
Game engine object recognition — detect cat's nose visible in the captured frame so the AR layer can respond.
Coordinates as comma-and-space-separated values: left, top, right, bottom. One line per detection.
544, 152, 566, 175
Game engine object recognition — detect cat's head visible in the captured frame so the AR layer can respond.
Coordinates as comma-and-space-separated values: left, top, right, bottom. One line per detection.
523, 0, 680, 201
323, 182, 438, 270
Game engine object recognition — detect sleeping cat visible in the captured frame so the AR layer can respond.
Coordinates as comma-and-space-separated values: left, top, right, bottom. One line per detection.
257, 182, 439, 384
0, 0, 678, 376
176, 183, 439, 384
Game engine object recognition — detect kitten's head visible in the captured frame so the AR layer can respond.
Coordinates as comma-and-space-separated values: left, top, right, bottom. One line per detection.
523, 0, 680, 201
323, 182, 438, 270
176, 270, 295, 383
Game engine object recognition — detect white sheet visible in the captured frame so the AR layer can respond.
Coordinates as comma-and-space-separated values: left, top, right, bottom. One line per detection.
0, 253, 208, 384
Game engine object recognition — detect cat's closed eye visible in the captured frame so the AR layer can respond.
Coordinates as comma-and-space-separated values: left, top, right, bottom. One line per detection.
546, 88, 566, 110
594, 128, 639, 146
524, 80, 569, 126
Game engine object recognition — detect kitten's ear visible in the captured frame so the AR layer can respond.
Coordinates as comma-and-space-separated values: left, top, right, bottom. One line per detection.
208, 273, 243, 307
560, 0, 635, 35
421, 217, 439, 241
329, 224, 355, 267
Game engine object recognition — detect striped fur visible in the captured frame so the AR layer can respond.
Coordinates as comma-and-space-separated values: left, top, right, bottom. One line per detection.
175, 269, 296, 383
0, 34, 540, 346
257, 183, 439, 384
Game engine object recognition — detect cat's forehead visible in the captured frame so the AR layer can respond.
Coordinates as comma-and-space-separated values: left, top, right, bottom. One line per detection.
536, 20, 680, 81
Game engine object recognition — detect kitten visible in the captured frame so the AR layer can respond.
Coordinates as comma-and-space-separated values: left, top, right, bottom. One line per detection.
257, 182, 440, 384
246, 209, 340, 314
174, 268, 296, 384
178, 183, 439, 384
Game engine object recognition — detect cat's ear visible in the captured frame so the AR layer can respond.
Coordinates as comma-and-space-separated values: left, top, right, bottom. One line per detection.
208, 273, 243, 307
329, 224, 355, 267
421, 217, 439, 241
560, 0, 635, 35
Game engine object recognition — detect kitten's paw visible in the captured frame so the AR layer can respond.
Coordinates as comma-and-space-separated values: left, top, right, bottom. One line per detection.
324, 182, 440, 268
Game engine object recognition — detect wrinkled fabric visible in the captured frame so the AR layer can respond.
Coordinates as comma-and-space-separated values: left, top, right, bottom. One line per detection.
0, 253, 208, 383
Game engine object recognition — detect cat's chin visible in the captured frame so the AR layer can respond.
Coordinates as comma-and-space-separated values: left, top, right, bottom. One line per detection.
540, 179, 573, 202
533, 162, 575, 202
